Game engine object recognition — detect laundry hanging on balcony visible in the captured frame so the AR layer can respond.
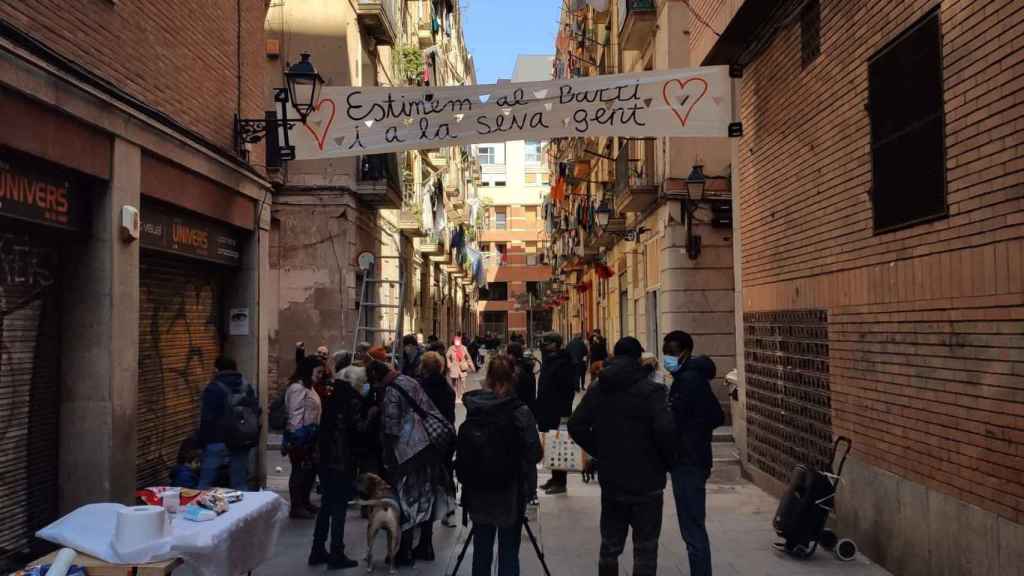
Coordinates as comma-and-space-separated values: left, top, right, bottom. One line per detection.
288, 66, 733, 159
421, 178, 434, 231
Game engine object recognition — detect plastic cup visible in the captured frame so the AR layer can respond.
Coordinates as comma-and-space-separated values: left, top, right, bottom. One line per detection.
163, 488, 181, 514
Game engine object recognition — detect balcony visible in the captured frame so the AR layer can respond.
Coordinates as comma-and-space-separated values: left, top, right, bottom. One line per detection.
398, 209, 426, 237
356, 0, 400, 46
419, 232, 445, 257
356, 154, 402, 209
613, 139, 658, 214
619, 0, 657, 51
417, 18, 434, 48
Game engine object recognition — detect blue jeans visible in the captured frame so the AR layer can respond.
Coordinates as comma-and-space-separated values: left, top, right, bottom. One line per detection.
198, 443, 250, 491
472, 522, 522, 576
671, 465, 711, 576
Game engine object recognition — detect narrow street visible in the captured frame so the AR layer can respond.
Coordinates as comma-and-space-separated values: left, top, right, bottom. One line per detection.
2, 1, 1021, 574
257, 370, 891, 576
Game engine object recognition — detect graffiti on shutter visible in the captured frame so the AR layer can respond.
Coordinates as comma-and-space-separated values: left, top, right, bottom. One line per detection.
0, 230, 60, 565
137, 256, 222, 488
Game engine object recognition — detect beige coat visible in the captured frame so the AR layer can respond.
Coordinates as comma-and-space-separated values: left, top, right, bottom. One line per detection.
446, 344, 474, 380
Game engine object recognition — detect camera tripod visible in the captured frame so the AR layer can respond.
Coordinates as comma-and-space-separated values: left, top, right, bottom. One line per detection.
449, 514, 552, 576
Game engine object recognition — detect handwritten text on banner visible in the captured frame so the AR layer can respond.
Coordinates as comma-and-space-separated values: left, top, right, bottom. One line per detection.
288, 66, 733, 159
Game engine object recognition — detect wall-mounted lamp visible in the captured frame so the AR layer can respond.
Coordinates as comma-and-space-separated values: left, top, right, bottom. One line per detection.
684, 162, 706, 260
686, 163, 706, 201
235, 53, 325, 166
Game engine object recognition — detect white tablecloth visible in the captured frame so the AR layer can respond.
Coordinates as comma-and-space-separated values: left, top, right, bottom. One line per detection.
37, 491, 288, 576
170, 492, 288, 576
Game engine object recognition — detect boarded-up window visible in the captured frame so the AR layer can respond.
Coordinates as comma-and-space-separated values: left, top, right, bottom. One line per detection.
800, 0, 821, 67
645, 236, 660, 289
868, 9, 947, 232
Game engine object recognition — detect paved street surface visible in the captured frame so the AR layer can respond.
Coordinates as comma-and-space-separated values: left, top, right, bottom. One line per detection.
251, 369, 892, 576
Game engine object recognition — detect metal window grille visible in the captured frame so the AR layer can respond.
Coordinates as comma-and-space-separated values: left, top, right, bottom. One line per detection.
743, 309, 833, 484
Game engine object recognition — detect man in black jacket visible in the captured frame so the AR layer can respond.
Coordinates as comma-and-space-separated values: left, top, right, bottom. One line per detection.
663, 330, 724, 576
535, 331, 576, 494
566, 333, 589, 392
308, 360, 364, 570
568, 337, 675, 576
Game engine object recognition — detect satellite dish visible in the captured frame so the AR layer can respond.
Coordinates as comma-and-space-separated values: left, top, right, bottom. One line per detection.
357, 251, 375, 271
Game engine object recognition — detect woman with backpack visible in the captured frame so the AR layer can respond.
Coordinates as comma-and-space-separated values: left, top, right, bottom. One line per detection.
285, 355, 324, 518
459, 355, 543, 576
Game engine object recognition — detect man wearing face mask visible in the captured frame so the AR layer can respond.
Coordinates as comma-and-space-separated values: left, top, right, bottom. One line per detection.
662, 331, 724, 576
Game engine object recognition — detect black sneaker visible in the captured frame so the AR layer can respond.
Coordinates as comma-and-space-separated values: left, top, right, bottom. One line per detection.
413, 544, 435, 562
326, 553, 359, 570
545, 484, 567, 495
308, 546, 329, 566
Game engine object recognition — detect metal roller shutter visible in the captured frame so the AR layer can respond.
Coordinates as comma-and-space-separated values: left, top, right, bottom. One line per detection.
0, 228, 60, 564
137, 255, 223, 488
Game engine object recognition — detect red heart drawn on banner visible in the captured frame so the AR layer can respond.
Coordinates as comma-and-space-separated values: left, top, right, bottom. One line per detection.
303, 98, 337, 151
662, 77, 708, 128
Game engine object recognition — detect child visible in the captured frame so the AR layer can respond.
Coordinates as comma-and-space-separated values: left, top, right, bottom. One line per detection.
170, 436, 202, 489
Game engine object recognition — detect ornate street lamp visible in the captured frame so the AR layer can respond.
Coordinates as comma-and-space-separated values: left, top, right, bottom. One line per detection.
684, 162, 706, 260
285, 53, 325, 121
235, 53, 325, 165
686, 163, 706, 201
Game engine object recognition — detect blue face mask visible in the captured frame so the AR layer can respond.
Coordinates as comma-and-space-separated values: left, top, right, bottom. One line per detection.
662, 355, 680, 374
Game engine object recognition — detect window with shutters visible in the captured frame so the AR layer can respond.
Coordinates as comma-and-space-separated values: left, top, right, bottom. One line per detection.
800, 0, 821, 68
868, 9, 947, 232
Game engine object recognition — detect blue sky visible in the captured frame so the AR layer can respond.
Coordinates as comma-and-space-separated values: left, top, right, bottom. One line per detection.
462, 0, 561, 85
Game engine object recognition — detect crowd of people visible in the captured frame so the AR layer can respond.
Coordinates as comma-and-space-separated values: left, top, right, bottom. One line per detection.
189, 326, 723, 576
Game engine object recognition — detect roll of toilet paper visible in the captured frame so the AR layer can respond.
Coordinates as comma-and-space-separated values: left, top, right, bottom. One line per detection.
112, 505, 169, 557
46, 547, 77, 576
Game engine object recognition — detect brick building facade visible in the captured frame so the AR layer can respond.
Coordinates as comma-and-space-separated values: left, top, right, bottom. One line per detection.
702, 0, 1024, 573
0, 0, 272, 568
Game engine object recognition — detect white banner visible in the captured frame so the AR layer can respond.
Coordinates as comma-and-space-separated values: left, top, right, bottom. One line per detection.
287, 66, 733, 159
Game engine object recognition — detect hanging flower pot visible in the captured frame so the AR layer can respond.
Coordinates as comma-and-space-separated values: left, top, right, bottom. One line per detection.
575, 280, 593, 294
596, 263, 614, 279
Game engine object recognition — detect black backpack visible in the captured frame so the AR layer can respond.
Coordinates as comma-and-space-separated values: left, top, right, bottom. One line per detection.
268, 391, 287, 431
456, 398, 523, 490
218, 381, 260, 449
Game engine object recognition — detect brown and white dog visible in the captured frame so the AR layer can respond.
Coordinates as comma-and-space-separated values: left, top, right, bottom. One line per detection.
354, 473, 402, 574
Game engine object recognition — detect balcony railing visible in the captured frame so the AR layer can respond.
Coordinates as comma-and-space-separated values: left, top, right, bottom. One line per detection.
619, 0, 657, 50
356, 0, 400, 45
613, 139, 658, 214
356, 154, 402, 209
628, 138, 657, 189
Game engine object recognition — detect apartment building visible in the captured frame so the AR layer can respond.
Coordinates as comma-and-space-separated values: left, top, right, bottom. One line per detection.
473, 56, 555, 343
265, 0, 477, 396
546, 0, 735, 417
0, 0, 272, 566
700, 1, 1024, 574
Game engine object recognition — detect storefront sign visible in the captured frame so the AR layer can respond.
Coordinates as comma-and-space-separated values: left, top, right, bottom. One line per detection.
141, 201, 242, 266
0, 150, 85, 230
289, 66, 733, 159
